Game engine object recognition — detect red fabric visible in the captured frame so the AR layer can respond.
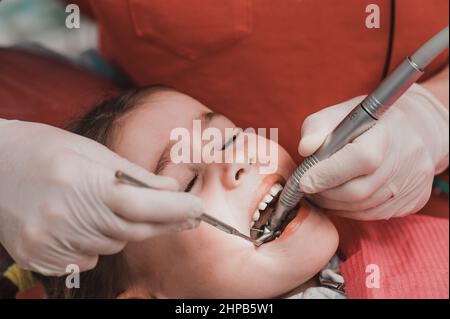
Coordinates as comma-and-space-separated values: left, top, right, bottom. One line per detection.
0, 48, 117, 127
334, 215, 449, 299
15, 284, 47, 299
84, 0, 449, 159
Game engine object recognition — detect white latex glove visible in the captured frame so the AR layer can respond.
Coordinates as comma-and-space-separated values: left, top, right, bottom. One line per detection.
298, 83, 449, 220
0, 120, 203, 276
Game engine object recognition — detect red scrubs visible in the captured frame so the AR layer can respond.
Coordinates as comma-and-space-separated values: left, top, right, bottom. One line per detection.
77, 0, 448, 157
76, 0, 448, 216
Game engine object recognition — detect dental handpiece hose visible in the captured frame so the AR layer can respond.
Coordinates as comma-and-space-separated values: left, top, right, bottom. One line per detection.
269, 26, 449, 232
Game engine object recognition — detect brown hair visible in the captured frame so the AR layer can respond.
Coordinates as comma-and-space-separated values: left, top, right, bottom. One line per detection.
37, 85, 171, 298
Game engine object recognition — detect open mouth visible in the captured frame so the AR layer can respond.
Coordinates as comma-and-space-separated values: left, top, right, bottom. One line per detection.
248, 176, 303, 244
249, 182, 284, 240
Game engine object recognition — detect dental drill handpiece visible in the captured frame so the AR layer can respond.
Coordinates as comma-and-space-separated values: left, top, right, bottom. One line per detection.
114, 171, 259, 244
263, 26, 449, 241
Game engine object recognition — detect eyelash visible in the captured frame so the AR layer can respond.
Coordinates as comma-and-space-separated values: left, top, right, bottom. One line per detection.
221, 132, 240, 151
184, 132, 239, 192
184, 173, 198, 192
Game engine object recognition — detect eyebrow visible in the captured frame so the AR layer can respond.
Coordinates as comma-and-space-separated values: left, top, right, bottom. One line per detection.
201, 111, 223, 125
154, 112, 224, 174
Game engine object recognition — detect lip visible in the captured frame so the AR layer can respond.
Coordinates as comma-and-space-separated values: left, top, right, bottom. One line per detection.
255, 200, 311, 248
276, 201, 311, 241
247, 174, 285, 225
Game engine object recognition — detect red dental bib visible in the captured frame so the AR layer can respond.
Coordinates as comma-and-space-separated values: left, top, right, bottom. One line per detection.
333, 214, 449, 299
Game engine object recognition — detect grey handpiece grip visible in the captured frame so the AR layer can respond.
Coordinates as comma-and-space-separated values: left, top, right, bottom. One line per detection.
279, 104, 376, 208
314, 104, 377, 161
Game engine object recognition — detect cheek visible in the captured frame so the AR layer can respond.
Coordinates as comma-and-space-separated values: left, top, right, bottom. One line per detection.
180, 224, 254, 261
282, 207, 339, 280
277, 147, 296, 174
247, 204, 339, 295
160, 225, 255, 296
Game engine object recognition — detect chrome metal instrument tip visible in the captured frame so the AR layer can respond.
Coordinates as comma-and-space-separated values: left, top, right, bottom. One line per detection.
115, 170, 260, 245
230, 229, 259, 244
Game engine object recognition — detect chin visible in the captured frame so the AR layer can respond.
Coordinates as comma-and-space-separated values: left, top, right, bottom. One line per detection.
253, 201, 339, 296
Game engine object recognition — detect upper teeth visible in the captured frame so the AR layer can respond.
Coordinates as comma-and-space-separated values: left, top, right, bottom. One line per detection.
252, 183, 283, 223
252, 211, 260, 221
259, 202, 267, 210
270, 184, 282, 196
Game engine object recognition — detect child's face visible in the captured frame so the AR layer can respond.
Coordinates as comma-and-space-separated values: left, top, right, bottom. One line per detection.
111, 91, 339, 298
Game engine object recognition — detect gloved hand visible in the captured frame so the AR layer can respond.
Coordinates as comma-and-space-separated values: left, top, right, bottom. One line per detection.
0, 120, 203, 276
298, 83, 449, 220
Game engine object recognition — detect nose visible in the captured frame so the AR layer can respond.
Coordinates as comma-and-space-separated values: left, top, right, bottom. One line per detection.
222, 162, 252, 189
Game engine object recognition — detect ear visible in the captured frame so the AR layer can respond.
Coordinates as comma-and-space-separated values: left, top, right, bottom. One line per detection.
117, 286, 155, 299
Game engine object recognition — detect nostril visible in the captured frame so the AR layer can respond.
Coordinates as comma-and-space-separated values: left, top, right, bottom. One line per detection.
235, 168, 244, 180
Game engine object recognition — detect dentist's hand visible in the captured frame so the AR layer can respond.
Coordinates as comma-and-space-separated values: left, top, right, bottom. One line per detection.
0, 120, 202, 276
298, 84, 449, 220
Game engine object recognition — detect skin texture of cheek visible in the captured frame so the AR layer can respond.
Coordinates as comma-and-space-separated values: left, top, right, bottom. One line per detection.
247, 203, 339, 297
123, 201, 339, 298
125, 225, 255, 298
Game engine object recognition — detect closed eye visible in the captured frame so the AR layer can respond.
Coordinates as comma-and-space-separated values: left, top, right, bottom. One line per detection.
184, 174, 198, 192
221, 132, 240, 151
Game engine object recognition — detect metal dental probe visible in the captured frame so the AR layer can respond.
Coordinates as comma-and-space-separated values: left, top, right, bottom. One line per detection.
262, 26, 450, 244
114, 170, 260, 245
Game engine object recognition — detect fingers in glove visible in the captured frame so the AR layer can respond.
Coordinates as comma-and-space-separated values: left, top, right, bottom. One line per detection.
106, 183, 203, 223
27, 251, 99, 276
299, 96, 366, 157
317, 163, 391, 202
81, 138, 180, 191
98, 210, 201, 242
300, 123, 387, 193
109, 154, 180, 191
93, 163, 203, 223
328, 182, 432, 221
69, 235, 127, 256
309, 185, 393, 212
